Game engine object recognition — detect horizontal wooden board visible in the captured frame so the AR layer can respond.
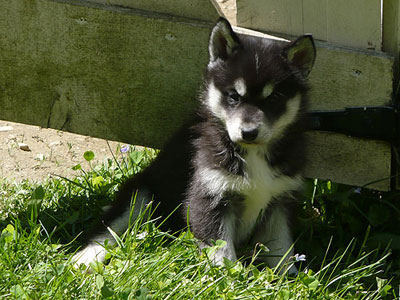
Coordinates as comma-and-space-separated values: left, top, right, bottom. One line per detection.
0, 0, 212, 149
383, 0, 400, 81
304, 132, 392, 190
74, 0, 221, 21
237, 0, 382, 50
0, 0, 394, 189
307, 43, 393, 190
237, 0, 304, 36
308, 44, 393, 110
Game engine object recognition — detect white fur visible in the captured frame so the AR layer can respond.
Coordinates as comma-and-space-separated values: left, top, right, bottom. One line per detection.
201, 87, 303, 268
72, 210, 130, 268
252, 205, 298, 274
226, 114, 247, 143
207, 59, 221, 70
226, 112, 269, 145
206, 82, 226, 120
237, 149, 302, 243
199, 211, 237, 266
198, 167, 246, 201
213, 213, 237, 265
234, 78, 247, 96
273, 93, 301, 133
72, 237, 108, 267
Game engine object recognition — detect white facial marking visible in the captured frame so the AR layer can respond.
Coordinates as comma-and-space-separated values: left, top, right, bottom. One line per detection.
225, 108, 267, 145
206, 82, 226, 120
273, 93, 301, 132
262, 82, 275, 98
225, 113, 244, 144
234, 78, 247, 97
221, 91, 302, 145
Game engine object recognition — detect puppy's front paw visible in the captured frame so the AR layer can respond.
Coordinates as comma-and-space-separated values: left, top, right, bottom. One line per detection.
72, 243, 107, 269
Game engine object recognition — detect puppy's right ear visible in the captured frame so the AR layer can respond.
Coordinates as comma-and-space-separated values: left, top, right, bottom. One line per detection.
209, 18, 241, 63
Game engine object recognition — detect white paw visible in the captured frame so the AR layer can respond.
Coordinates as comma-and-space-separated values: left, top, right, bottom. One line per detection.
72, 243, 106, 268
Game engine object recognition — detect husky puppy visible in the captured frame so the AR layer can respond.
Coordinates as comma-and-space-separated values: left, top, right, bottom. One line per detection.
73, 18, 316, 273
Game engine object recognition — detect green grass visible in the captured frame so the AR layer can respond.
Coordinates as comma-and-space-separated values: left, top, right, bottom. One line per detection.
0, 145, 397, 299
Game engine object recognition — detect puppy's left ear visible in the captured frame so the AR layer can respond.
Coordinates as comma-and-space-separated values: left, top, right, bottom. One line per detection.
209, 18, 241, 63
282, 35, 316, 76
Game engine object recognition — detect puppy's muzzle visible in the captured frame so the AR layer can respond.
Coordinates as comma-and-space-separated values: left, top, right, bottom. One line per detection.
241, 127, 259, 142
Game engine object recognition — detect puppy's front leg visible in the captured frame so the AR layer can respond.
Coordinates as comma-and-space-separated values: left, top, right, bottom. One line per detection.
204, 215, 237, 265
188, 199, 237, 265
252, 203, 297, 274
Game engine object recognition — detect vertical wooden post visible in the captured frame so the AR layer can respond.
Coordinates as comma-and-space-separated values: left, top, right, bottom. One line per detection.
383, 0, 400, 85
237, 0, 381, 50
382, 0, 400, 189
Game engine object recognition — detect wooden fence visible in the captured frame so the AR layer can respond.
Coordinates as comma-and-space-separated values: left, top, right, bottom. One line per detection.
237, 0, 400, 190
0, 0, 399, 190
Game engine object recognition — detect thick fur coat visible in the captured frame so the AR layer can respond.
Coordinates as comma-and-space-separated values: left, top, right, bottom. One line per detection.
73, 18, 316, 273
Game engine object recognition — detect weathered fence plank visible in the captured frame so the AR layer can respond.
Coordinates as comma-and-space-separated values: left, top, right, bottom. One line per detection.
382, 0, 400, 189
302, 0, 327, 41
237, 0, 382, 50
308, 45, 393, 110
79, 0, 221, 21
0, 0, 212, 148
304, 133, 392, 191
236, 0, 304, 36
305, 44, 393, 190
383, 0, 400, 80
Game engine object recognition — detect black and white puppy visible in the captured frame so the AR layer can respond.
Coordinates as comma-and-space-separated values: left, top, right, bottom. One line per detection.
73, 18, 316, 273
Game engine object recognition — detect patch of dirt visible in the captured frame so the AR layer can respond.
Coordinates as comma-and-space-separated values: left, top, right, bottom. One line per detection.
0, 120, 122, 183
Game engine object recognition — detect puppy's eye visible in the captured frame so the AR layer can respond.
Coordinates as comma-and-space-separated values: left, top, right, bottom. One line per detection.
226, 90, 240, 105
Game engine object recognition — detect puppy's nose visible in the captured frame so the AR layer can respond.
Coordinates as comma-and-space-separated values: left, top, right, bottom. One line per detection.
241, 128, 258, 142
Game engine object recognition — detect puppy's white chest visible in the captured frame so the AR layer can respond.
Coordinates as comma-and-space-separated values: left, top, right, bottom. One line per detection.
238, 150, 301, 233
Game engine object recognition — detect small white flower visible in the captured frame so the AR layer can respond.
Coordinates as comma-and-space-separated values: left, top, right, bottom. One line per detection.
136, 232, 148, 240
294, 253, 306, 262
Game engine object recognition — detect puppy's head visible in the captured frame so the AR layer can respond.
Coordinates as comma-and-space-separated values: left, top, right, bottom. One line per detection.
204, 18, 316, 148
